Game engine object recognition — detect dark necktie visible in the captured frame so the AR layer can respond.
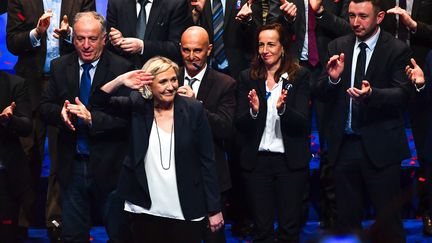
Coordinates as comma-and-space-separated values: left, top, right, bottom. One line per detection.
397, 0, 409, 42
351, 42, 368, 131
77, 63, 92, 155
136, 0, 148, 40
308, 4, 319, 67
186, 77, 198, 88
212, 0, 226, 65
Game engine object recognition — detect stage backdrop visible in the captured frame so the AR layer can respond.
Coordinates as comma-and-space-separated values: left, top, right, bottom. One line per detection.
0, 0, 107, 71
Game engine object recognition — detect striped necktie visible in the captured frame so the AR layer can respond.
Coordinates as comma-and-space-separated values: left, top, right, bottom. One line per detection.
212, 0, 226, 65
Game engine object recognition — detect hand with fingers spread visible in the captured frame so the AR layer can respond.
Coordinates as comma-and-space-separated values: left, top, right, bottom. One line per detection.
235, 0, 253, 22
280, 0, 297, 23
109, 27, 125, 47
101, 70, 154, 94
276, 89, 288, 111
405, 58, 425, 87
35, 10, 53, 39
326, 53, 345, 82
346, 80, 372, 101
67, 97, 92, 125
208, 212, 224, 232
177, 85, 196, 98
53, 15, 71, 39
248, 89, 259, 114
387, 6, 417, 31
0, 102, 16, 123
61, 100, 75, 131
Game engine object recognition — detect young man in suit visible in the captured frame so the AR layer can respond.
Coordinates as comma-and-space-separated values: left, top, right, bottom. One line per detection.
39, 11, 134, 242
106, 0, 192, 68
6, 1, 95, 239
0, 71, 33, 242
177, 26, 236, 243
316, 0, 412, 241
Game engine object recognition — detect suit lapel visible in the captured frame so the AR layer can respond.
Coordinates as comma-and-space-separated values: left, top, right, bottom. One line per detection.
124, 0, 138, 38
178, 68, 186, 86
91, 52, 110, 96
196, 68, 213, 101
32, 0, 44, 19
146, 0, 162, 38
60, 0, 73, 26
365, 31, 386, 83
66, 53, 80, 99
204, 0, 213, 39
411, 0, 420, 19
224, 0, 234, 29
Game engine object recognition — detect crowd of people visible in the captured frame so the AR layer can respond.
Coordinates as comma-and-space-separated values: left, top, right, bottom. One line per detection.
0, 0, 431, 242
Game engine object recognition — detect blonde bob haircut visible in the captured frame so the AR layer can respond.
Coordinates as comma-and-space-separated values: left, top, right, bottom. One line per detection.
140, 56, 180, 99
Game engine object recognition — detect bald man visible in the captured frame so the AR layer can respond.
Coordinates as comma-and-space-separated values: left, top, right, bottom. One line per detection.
177, 26, 236, 243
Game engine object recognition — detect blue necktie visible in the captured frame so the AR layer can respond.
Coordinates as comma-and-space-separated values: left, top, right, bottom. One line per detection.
77, 63, 92, 155
212, 0, 226, 65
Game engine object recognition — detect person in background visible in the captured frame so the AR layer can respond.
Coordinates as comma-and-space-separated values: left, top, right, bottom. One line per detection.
0, 71, 33, 243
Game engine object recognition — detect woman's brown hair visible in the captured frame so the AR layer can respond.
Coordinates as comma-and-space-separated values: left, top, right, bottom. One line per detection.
250, 23, 299, 82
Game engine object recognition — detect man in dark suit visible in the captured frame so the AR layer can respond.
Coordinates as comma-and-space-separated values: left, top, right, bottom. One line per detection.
39, 12, 134, 242
6, 0, 95, 238
177, 26, 236, 243
316, 0, 412, 241
106, 0, 192, 68
0, 71, 33, 242
385, 0, 432, 233
190, 0, 254, 79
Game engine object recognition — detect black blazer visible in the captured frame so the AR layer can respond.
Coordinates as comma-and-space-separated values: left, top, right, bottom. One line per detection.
39, 50, 135, 191
178, 67, 236, 192
93, 91, 221, 220
6, 0, 96, 110
235, 67, 312, 171
380, 0, 432, 67
195, 0, 254, 79
0, 71, 32, 199
417, 52, 432, 162
316, 30, 412, 167
106, 0, 193, 67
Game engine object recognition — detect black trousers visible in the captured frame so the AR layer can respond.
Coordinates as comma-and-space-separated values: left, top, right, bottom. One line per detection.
334, 135, 405, 243
243, 152, 308, 243
0, 170, 19, 243
130, 212, 206, 243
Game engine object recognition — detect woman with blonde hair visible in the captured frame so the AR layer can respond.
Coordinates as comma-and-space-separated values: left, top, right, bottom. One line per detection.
95, 56, 223, 243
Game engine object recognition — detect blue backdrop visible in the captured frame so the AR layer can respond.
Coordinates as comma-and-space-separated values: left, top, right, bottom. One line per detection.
0, 0, 107, 71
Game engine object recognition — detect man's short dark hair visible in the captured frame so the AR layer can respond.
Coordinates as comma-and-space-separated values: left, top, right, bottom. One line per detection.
351, 0, 382, 13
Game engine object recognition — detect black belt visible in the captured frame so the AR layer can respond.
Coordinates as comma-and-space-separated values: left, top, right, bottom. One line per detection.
75, 154, 90, 161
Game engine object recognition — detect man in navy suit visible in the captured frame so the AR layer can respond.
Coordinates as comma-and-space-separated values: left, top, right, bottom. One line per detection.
39, 11, 134, 242
316, 0, 412, 241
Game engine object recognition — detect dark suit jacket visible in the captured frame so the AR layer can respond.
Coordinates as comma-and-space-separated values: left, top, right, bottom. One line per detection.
194, 0, 254, 79
235, 67, 311, 171
316, 30, 412, 167
380, 0, 432, 67
289, 0, 351, 65
39, 50, 134, 191
106, 0, 192, 68
0, 0, 7, 14
0, 71, 32, 199
418, 51, 432, 162
178, 67, 236, 192
93, 91, 221, 220
6, 0, 96, 110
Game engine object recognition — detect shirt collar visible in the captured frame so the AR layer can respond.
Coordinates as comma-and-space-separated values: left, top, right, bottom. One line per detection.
355, 27, 380, 52
184, 64, 207, 83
